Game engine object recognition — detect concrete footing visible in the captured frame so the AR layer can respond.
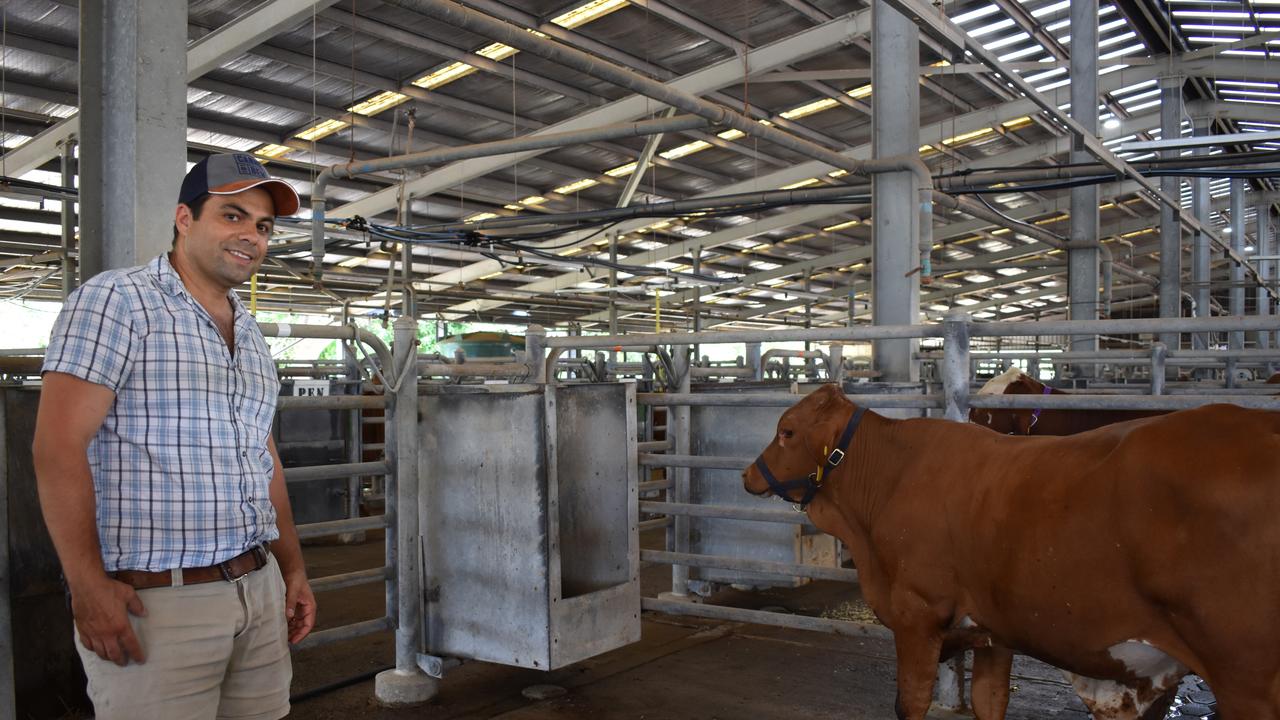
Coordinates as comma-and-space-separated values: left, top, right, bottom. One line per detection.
374, 668, 438, 707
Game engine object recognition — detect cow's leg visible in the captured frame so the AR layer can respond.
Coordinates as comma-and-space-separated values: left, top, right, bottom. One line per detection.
970, 646, 1013, 720
893, 631, 943, 720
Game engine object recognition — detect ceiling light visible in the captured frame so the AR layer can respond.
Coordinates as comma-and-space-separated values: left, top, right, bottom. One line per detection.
295, 118, 349, 142
503, 204, 524, 211
779, 178, 821, 190
521, 196, 547, 206
553, 178, 599, 195
512, 309, 530, 317
551, 0, 629, 29
717, 128, 746, 141
659, 140, 712, 161
475, 42, 519, 61
846, 84, 873, 100
822, 219, 860, 232
466, 212, 499, 222
413, 61, 477, 90
254, 143, 292, 159
1103, 117, 1122, 130
348, 91, 409, 116
605, 161, 638, 177
780, 97, 840, 120
828, 169, 849, 178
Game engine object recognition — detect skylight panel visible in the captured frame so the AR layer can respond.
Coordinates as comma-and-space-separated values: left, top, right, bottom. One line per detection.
969, 17, 1017, 38
983, 31, 1031, 51
1100, 42, 1146, 59
659, 139, 712, 160
950, 4, 1002, 25
553, 178, 599, 195
1031, 0, 1071, 18
551, 0, 629, 29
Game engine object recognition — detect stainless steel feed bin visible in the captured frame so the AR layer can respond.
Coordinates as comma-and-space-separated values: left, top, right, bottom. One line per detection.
419, 383, 639, 670
688, 400, 839, 589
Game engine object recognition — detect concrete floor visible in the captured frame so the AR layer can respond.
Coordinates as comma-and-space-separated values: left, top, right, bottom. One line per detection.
286, 533, 1093, 720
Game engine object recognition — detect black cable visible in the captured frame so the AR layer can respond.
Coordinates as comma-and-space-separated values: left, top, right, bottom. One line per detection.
289, 665, 393, 704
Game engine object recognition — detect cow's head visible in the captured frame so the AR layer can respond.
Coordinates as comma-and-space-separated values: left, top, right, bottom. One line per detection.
969, 371, 1049, 435
742, 384, 860, 507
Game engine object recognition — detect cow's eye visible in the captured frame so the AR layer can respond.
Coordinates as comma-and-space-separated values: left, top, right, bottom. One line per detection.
779, 429, 794, 439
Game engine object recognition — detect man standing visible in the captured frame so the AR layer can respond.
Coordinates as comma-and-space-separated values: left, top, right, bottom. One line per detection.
33, 152, 316, 720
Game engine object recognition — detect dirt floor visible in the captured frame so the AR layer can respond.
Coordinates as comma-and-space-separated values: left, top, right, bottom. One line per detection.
286, 530, 1094, 720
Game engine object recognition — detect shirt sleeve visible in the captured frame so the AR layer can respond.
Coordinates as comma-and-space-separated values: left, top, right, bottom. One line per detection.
42, 277, 139, 393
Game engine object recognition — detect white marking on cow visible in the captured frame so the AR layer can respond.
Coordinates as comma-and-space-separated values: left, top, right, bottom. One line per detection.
976, 367, 1026, 395
955, 616, 978, 629
1061, 642, 1187, 719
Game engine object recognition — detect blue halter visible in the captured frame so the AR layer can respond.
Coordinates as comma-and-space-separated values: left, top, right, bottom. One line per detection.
754, 406, 867, 509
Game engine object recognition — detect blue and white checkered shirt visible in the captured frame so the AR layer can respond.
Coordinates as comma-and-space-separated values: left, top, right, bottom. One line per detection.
43, 253, 281, 572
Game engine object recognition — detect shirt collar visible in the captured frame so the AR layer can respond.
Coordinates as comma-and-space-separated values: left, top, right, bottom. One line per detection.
153, 253, 256, 331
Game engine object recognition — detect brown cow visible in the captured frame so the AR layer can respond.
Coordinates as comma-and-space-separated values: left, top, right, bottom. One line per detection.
743, 384, 1280, 720
970, 367, 1163, 435
1267, 372, 1280, 384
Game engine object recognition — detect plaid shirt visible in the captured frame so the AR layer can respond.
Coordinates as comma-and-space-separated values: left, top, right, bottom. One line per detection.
43, 254, 281, 572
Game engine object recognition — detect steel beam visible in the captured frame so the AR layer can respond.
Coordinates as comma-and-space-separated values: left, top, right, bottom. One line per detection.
1068, 0, 1100, 366
1255, 203, 1273, 349
1230, 179, 1247, 350
1191, 116, 1213, 350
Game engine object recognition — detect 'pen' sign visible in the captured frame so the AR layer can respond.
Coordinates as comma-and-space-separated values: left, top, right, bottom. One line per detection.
292, 379, 331, 397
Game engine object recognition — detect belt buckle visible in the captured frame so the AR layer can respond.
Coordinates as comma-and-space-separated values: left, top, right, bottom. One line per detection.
218, 559, 248, 583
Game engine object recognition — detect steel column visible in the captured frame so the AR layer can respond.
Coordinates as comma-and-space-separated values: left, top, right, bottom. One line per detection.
665, 345, 693, 599
1157, 77, 1183, 351
373, 316, 437, 705
1230, 179, 1247, 350
1255, 203, 1273, 349
871, 0, 922, 383
1191, 116, 1214, 351
59, 139, 78, 297
78, 0, 187, 279
1068, 0, 1100, 370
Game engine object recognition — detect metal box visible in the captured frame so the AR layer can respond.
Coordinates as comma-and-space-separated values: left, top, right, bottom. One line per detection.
688, 398, 839, 589
277, 378, 353, 525
418, 383, 639, 670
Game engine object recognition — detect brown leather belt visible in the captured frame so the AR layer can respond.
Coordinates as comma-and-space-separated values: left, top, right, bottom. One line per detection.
111, 545, 269, 590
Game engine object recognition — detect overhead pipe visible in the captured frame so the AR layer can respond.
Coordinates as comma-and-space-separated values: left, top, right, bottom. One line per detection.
308, 113, 712, 279
393, 0, 936, 278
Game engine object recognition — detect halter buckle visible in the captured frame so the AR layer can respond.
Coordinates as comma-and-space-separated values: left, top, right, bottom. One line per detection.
827, 448, 846, 466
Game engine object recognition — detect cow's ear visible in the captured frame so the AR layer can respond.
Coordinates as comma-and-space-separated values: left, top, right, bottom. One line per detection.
809, 383, 841, 408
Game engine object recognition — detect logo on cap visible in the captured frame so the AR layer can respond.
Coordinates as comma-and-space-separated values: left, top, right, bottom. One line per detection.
233, 153, 270, 179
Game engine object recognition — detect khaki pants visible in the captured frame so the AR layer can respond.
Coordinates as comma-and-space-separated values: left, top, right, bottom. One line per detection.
76, 554, 292, 720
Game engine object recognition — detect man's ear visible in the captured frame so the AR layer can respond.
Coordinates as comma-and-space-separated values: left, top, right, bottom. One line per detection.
174, 203, 194, 240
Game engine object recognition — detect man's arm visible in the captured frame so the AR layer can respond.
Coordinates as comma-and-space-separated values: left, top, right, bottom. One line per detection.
266, 434, 316, 643
33, 371, 147, 666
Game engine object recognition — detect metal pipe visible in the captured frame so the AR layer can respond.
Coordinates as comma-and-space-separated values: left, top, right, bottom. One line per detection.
1231, 179, 1247, 350
641, 500, 818, 528
643, 549, 861, 584
967, 394, 1278, 411
397, 0, 934, 272
292, 617, 393, 652
0, 396, 13, 720
283, 461, 389, 484
391, 315, 422, 675
296, 515, 389, 540
417, 362, 529, 379
942, 312, 971, 421
643, 597, 893, 640
59, 137, 77, 297
638, 393, 942, 409
668, 346, 692, 597
309, 566, 391, 594
639, 453, 753, 470
308, 114, 712, 277
1191, 116, 1214, 350
258, 322, 393, 376
276, 395, 388, 410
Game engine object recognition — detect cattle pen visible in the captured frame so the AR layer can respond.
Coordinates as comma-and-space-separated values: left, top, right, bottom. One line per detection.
5, 313, 1277, 719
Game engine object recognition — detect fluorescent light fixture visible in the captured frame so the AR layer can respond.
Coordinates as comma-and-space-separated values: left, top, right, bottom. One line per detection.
475, 42, 519, 61
413, 61, 477, 89
659, 139, 712, 160
254, 143, 293, 159
780, 97, 840, 120
605, 161, 638, 177
512, 309, 530, 317
828, 169, 849, 178
503, 204, 524, 211
553, 178, 599, 195
466, 212, 499, 222
846, 84, 873, 100
717, 128, 746, 141
295, 118, 349, 141
551, 0, 629, 29
779, 178, 821, 190
1103, 117, 1122, 130
521, 196, 548, 205
348, 90, 409, 116
822, 219, 860, 232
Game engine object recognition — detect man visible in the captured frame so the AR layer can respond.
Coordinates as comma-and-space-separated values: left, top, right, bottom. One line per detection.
33, 152, 316, 720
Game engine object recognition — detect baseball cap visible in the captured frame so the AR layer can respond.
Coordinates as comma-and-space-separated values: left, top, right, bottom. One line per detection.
179, 152, 300, 217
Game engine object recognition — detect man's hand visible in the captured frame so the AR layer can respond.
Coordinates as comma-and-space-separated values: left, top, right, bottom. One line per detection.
71, 576, 147, 666
283, 570, 316, 644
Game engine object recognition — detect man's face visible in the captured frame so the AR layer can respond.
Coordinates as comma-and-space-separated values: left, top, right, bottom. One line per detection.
174, 189, 275, 291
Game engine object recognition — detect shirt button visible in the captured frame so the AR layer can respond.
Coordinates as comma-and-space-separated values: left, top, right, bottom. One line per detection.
241, 451, 248, 457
